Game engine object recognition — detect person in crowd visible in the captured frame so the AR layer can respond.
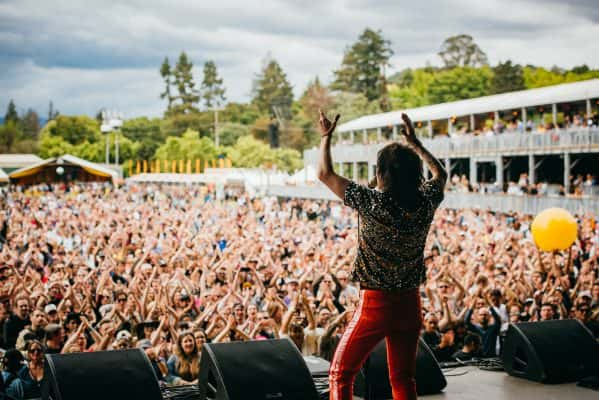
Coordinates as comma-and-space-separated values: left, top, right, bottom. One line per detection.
464, 301, 501, 357
167, 331, 200, 385
3, 297, 30, 350
18, 340, 45, 399
1, 349, 24, 400
451, 333, 482, 361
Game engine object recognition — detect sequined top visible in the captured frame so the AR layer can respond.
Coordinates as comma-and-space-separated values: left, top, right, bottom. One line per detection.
344, 179, 444, 291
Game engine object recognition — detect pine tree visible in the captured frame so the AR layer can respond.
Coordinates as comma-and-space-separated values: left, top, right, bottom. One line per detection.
332, 28, 393, 103
252, 59, 293, 116
4, 100, 19, 124
160, 57, 175, 111
20, 109, 40, 138
172, 52, 199, 114
201, 61, 226, 109
48, 101, 59, 121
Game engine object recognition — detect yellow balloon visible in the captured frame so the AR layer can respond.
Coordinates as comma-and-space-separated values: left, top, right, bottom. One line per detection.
531, 208, 577, 251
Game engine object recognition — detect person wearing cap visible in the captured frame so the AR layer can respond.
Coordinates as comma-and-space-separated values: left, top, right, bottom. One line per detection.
45, 303, 60, 324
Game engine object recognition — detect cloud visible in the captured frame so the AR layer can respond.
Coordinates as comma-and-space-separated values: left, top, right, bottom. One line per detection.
0, 0, 598, 117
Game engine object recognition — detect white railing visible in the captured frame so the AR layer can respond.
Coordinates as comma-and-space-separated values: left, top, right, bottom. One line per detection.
304, 128, 599, 163
260, 184, 599, 215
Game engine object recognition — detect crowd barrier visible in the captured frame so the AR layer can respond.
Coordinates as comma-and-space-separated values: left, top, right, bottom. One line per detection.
260, 185, 599, 215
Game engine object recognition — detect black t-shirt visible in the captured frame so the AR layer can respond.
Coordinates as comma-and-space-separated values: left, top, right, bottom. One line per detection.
422, 331, 440, 348
3, 314, 30, 349
452, 350, 477, 361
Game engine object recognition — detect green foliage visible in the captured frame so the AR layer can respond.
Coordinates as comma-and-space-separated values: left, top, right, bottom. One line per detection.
217, 122, 250, 147
388, 69, 435, 109
40, 115, 101, 145
227, 135, 302, 172
121, 117, 164, 160
201, 61, 226, 109
154, 129, 221, 162
4, 100, 19, 124
252, 59, 293, 115
438, 34, 488, 68
39, 134, 74, 158
221, 102, 261, 125
300, 77, 335, 124
328, 92, 380, 124
427, 66, 493, 104
523, 66, 599, 89
332, 28, 393, 102
0, 121, 22, 152
491, 60, 525, 94
161, 112, 214, 138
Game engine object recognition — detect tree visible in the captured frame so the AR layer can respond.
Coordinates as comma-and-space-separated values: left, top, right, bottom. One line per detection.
300, 77, 335, 123
227, 135, 301, 172
427, 66, 492, 104
201, 61, 226, 109
388, 68, 435, 109
252, 58, 293, 116
40, 115, 101, 145
48, 101, 59, 121
332, 28, 393, 104
4, 100, 18, 124
0, 122, 22, 152
491, 60, 525, 94
438, 34, 488, 68
217, 123, 250, 147
160, 57, 175, 112
121, 117, 165, 160
154, 129, 221, 163
172, 52, 200, 114
20, 109, 40, 139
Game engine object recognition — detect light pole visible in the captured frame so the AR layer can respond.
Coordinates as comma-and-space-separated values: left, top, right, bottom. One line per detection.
101, 110, 124, 166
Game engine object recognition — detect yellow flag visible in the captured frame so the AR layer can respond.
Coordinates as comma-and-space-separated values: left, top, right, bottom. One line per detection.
218, 158, 225, 168
143, 160, 148, 173
164, 159, 169, 172
171, 160, 177, 173
156, 160, 161, 173
211, 159, 216, 168
135, 160, 141, 175
186, 160, 192, 174
204, 159, 210, 171
128, 160, 133, 176
195, 159, 200, 173
226, 158, 232, 168
179, 159, 184, 173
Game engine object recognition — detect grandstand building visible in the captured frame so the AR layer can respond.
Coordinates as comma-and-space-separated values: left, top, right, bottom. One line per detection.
304, 79, 599, 196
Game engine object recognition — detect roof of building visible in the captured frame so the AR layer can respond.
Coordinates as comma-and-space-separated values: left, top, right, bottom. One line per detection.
0, 154, 43, 168
9, 154, 118, 180
338, 78, 599, 132
0, 168, 8, 183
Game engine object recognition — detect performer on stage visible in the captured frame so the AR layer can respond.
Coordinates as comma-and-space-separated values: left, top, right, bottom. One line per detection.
317, 110, 447, 400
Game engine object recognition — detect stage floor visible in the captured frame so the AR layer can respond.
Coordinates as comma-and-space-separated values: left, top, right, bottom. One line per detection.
376, 368, 596, 400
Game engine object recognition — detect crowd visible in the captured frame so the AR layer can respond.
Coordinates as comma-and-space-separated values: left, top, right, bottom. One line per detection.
0, 182, 598, 399
446, 173, 597, 198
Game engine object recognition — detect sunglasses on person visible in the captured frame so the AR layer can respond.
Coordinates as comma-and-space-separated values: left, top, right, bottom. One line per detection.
28, 348, 43, 354
117, 298, 127, 303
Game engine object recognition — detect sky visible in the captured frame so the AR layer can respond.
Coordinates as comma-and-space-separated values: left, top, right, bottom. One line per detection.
1, 0, 598, 119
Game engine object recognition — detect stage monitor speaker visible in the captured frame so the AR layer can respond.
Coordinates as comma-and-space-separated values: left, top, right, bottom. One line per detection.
197, 338, 319, 400
354, 337, 447, 399
502, 319, 599, 383
42, 348, 162, 400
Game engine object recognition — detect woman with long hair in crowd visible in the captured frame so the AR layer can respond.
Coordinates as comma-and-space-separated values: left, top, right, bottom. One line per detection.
318, 110, 447, 400
167, 331, 200, 385
18, 340, 45, 399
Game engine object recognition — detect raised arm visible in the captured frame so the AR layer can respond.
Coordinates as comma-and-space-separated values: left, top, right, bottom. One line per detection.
317, 110, 351, 200
401, 113, 447, 184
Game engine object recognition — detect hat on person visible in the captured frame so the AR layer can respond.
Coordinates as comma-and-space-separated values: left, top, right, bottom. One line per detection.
136, 339, 152, 350
578, 290, 592, 299
286, 278, 299, 285
116, 330, 132, 341
524, 298, 534, 305
44, 304, 58, 314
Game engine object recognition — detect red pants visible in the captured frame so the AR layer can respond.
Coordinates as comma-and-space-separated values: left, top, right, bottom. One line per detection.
329, 288, 422, 400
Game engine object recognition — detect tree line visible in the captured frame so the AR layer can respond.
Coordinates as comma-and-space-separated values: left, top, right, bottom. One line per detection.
2, 30, 599, 173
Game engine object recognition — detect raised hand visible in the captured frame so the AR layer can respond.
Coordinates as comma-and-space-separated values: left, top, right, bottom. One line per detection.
319, 109, 340, 138
400, 113, 419, 145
